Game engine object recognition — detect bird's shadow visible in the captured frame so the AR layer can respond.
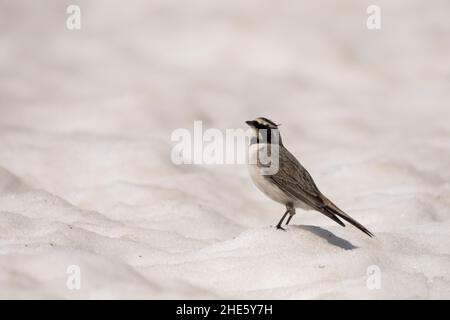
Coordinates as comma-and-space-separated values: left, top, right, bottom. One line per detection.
290, 225, 358, 250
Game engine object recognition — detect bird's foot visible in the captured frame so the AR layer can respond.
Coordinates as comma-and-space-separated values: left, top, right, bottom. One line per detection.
275, 225, 286, 231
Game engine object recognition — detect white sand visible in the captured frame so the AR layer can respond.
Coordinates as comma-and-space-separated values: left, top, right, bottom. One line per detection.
0, 0, 449, 299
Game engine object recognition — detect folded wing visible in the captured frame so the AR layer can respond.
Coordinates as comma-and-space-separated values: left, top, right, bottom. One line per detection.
263, 146, 374, 237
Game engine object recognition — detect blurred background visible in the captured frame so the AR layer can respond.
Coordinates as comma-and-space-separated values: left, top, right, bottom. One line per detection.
0, 0, 449, 299
1, 0, 449, 198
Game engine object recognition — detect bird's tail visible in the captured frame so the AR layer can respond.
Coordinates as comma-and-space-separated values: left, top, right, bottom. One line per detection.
320, 195, 374, 238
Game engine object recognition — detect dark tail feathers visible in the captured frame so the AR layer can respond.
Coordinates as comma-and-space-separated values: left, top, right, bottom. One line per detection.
320, 195, 374, 238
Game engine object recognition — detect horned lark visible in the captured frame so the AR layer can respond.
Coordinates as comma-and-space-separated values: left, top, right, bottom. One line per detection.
246, 117, 373, 237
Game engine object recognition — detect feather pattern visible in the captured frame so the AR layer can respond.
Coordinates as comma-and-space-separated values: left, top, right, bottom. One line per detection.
261, 144, 374, 237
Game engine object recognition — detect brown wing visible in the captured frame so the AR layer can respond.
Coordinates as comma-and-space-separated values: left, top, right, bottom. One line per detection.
262, 145, 374, 237
261, 145, 325, 209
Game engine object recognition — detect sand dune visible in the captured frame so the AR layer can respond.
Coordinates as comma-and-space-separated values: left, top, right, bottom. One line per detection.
0, 0, 449, 299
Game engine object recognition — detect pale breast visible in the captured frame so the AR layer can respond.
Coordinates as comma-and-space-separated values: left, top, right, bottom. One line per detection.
247, 143, 312, 210
248, 143, 293, 205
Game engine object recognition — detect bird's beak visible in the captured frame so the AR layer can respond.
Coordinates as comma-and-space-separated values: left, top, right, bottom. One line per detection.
246, 120, 255, 127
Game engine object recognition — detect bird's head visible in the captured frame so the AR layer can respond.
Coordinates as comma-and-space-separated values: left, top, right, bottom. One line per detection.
245, 117, 281, 144
246, 117, 279, 130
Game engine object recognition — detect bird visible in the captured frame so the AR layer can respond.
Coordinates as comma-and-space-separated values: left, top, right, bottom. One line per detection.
246, 117, 373, 237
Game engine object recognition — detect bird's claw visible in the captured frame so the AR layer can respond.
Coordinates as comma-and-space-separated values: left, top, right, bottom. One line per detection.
276, 225, 287, 231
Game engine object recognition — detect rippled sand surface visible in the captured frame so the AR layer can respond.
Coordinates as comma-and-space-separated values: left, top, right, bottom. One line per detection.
0, 0, 449, 299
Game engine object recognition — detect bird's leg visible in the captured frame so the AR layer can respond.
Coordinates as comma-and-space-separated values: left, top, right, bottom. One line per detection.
285, 214, 293, 225
285, 207, 296, 225
275, 210, 289, 231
